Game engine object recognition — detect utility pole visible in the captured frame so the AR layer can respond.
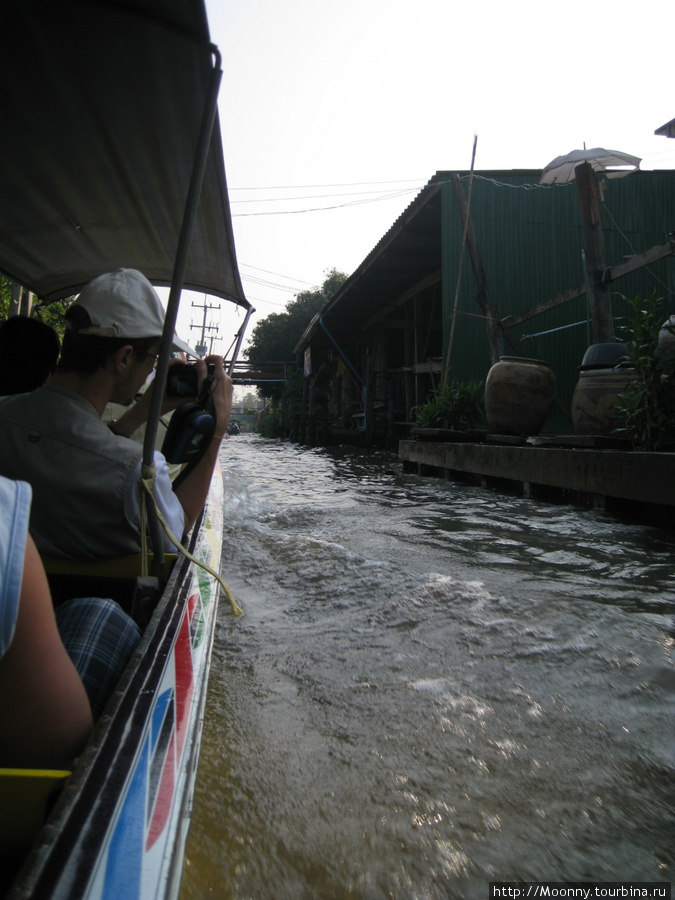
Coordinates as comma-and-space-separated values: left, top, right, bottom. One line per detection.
190, 297, 220, 357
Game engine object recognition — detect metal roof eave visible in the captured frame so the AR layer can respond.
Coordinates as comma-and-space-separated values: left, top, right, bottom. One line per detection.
294, 169, 567, 357
655, 118, 675, 138
293, 174, 446, 355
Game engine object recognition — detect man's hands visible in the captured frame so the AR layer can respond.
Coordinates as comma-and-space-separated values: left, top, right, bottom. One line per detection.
173, 356, 233, 535
195, 355, 233, 440
111, 356, 232, 443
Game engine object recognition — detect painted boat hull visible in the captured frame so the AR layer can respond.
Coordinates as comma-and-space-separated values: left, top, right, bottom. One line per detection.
7, 463, 225, 899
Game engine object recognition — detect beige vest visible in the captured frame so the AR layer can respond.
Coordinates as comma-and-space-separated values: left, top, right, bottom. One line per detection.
0, 385, 144, 559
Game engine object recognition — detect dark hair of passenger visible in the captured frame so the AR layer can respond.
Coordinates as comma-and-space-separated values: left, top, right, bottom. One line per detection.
0, 315, 61, 395
58, 306, 156, 375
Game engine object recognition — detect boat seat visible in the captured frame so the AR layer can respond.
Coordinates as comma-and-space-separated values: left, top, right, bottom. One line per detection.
42, 553, 178, 616
0, 768, 70, 858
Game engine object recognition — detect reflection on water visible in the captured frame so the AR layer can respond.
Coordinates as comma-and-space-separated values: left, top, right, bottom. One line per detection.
181, 436, 675, 900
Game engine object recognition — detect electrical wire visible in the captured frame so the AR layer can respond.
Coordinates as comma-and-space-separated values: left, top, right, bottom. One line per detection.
231, 187, 420, 217
240, 263, 315, 286
229, 178, 427, 191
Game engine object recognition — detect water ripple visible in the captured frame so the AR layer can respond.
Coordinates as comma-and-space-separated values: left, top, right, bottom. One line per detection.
182, 435, 675, 900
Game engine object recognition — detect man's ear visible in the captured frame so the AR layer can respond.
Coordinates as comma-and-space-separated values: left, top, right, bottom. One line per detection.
113, 344, 135, 374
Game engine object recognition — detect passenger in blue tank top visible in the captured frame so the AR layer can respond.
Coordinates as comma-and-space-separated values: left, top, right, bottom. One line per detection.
0, 475, 92, 766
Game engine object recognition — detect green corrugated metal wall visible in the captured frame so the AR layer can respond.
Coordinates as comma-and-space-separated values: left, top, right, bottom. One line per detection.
441, 170, 675, 431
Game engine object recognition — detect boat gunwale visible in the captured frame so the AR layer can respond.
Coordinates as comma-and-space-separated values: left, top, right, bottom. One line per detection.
6, 513, 215, 898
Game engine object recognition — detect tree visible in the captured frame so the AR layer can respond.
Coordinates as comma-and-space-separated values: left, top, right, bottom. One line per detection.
245, 268, 347, 402
0, 276, 12, 319
243, 268, 347, 437
30, 297, 75, 337
0, 275, 75, 337
239, 391, 259, 409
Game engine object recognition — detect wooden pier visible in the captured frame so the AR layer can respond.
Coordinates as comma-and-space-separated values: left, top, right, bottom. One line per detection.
399, 433, 675, 525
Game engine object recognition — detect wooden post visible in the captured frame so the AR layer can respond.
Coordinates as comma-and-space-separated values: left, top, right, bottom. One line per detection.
19, 289, 33, 317
404, 315, 414, 419
449, 174, 504, 367
9, 283, 22, 316
308, 374, 316, 446
299, 376, 307, 443
574, 162, 614, 343
340, 370, 350, 428
365, 348, 375, 448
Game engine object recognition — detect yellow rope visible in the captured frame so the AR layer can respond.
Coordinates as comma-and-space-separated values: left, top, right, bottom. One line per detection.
140, 463, 243, 617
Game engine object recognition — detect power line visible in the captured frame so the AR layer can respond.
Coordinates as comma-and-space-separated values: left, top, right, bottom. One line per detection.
238, 294, 291, 308
229, 178, 426, 191
240, 262, 314, 282
240, 262, 314, 286
242, 276, 300, 293
231, 187, 419, 217
230, 186, 425, 205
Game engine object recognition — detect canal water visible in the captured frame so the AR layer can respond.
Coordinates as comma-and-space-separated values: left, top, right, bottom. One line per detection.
180, 434, 674, 900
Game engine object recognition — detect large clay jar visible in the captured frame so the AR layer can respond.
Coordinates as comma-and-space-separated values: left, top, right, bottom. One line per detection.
571, 344, 636, 436
658, 316, 675, 367
485, 357, 556, 436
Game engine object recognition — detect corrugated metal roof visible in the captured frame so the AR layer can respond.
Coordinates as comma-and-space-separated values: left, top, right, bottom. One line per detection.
295, 173, 445, 351
295, 170, 553, 352
655, 118, 675, 138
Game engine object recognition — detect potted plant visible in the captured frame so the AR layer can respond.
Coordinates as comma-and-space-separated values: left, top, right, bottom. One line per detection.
414, 378, 486, 433
612, 292, 675, 451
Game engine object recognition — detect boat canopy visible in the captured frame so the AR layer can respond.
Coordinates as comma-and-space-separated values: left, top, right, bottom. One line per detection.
0, 0, 250, 309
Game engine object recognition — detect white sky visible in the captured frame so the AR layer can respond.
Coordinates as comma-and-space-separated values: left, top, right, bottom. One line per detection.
174, 0, 675, 363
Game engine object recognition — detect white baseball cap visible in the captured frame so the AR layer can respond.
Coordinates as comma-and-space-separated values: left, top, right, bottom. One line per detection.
72, 268, 196, 356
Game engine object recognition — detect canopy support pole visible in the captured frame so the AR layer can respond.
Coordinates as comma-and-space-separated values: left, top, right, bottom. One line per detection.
227, 306, 255, 376
142, 46, 223, 571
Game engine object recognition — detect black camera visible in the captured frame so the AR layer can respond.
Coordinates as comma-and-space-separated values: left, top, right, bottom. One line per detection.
166, 363, 198, 398
161, 363, 217, 477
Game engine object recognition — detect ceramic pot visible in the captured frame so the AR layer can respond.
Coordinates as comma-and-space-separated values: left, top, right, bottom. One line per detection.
485, 357, 556, 436
580, 342, 629, 370
571, 366, 636, 436
658, 316, 675, 366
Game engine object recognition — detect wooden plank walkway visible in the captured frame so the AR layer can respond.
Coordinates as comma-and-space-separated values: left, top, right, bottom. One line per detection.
399, 435, 675, 522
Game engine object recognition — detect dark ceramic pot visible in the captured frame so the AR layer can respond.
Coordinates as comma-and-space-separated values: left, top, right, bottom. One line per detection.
485, 357, 556, 436
571, 367, 636, 435
579, 342, 629, 370
658, 317, 675, 365
571, 343, 636, 436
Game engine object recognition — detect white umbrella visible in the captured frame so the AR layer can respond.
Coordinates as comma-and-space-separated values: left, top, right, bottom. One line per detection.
539, 147, 641, 184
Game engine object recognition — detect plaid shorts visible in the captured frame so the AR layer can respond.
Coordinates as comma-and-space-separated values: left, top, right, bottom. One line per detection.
55, 597, 141, 719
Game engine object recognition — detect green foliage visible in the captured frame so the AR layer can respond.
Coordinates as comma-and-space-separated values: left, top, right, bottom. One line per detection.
0, 276, 11, 319
0, 275, 75, 339
245, 268, 347, 401
256, 407, 277, 438
614, 292, 675, 451
31, 297, 74, 338
414, 378, 486, 431
246, 268, 347, 362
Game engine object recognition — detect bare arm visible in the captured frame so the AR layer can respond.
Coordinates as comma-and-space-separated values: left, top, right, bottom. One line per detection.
173, 355, 233, 536
0, 535, 92, 768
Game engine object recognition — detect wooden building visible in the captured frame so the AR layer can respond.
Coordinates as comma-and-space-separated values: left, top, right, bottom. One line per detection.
293, 169, 675, 448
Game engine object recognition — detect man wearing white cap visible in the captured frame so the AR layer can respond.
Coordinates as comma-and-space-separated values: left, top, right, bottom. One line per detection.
0, 268, 233, 560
